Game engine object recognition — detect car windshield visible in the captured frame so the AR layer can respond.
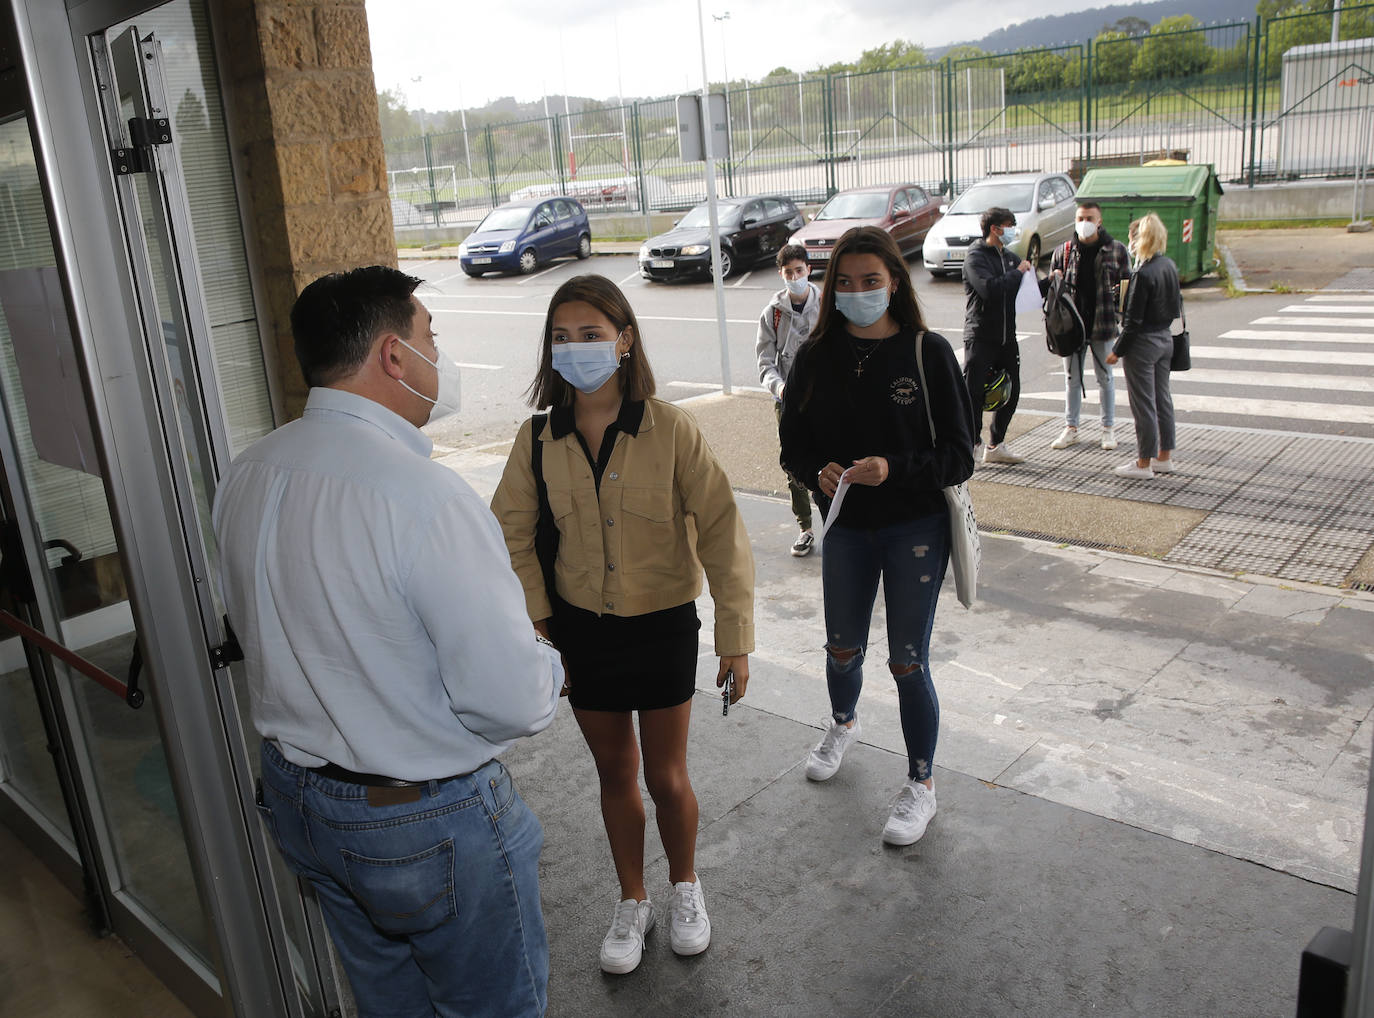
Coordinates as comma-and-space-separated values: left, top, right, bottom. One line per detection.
816, 193, 890, 220
477, 207, 532, 231
678, 204, 742, 229
948, 183, 1034, 215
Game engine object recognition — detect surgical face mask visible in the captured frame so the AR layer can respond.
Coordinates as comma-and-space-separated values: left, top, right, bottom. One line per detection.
784, 276, 810, 298
1075, 220, 1099, 242
397, 337, 461, 424
998, 224, 1020, 246
552, 338, 625, 394
834, 286, 891, 329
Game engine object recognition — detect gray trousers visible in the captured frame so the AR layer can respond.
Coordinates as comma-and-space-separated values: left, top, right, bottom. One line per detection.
1121, 328, 1175, 460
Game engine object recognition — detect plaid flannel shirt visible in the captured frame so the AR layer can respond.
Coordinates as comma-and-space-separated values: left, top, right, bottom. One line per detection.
1050, 231, 1130, 345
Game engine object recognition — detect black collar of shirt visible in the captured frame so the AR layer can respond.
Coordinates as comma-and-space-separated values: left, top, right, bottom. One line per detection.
549, 397, 646, 440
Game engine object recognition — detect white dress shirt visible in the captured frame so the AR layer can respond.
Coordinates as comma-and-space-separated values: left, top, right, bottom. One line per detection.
212, 387, 561, 780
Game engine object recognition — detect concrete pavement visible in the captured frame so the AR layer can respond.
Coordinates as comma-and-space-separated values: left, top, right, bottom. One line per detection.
438, 436, 1371, 1017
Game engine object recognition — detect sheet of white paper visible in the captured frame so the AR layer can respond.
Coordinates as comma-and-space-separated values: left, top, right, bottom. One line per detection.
1014, 268, 1041, 313
818, 470, 854, 540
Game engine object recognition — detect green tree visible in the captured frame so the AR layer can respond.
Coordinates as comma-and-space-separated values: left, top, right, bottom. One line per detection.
1130, 15, 1211, 80
856, 40, 929, 72
1006, 49, 1071, 94
377, 88, 420, 138
1106, 15, 1150, 35
764, 65, 795, 79
943, 45, 986, 64
1092, 30, 1137, 84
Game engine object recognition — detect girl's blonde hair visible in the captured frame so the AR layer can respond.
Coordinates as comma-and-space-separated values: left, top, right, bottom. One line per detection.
1131, 212, 1168, 261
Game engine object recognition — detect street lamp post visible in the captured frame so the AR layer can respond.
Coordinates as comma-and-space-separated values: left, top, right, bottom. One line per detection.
712, 11, 732, 182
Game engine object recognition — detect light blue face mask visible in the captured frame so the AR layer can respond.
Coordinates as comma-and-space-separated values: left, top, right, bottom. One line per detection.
999, 224, 1020, 246
834, 287, 891, 329
552, 338, 624, 394
785, 277, 810, 298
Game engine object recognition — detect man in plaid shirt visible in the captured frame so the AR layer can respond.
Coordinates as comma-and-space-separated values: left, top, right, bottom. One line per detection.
1047, 201, 1131, 451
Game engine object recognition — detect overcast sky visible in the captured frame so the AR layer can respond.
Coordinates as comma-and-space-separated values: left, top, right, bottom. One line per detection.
366, 0, 1107, 111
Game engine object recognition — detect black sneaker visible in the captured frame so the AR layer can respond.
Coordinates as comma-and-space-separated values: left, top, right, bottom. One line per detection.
790, 530, 815, 557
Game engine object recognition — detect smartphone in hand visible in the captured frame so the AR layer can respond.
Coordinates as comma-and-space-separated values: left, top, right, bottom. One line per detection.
721, 669, 734, 716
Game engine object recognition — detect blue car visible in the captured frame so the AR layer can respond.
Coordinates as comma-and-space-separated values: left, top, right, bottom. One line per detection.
460, 198, 592, 277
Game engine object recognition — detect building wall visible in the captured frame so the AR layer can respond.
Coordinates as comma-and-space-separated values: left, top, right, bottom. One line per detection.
216, 0, 394, 420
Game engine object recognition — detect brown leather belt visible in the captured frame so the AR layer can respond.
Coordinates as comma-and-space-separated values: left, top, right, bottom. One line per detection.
310, 763, 463, 806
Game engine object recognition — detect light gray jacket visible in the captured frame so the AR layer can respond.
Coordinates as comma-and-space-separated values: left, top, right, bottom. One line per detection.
755, 283, 820, 401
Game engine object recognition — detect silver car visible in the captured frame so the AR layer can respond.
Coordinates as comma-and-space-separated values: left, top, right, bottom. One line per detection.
921, 171, 1078, 277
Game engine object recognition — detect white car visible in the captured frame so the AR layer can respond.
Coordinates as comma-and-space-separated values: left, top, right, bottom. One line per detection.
921, 171, 1078, 277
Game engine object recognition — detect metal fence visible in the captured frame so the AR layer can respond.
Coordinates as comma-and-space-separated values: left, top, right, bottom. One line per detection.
386, 8, 1374, 230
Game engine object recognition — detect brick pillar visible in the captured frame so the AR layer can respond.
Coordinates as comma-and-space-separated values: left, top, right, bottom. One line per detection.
216, 0, 394, 420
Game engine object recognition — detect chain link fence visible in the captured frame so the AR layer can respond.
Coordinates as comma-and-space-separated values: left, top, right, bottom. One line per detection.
386, 11, 1374, 234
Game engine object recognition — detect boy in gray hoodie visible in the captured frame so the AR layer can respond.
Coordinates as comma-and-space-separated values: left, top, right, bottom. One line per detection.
756, 243, 820, 555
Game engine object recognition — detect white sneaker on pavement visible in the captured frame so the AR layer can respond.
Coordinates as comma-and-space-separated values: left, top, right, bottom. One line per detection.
599, 898, 655, 974
1101, 426, 1118, 450
983, 443, 1026, 465
668, 879, 711, 956
1151, 458, 1177, 474
791, 530, 815, 557
805, 716, 861, 781
1113, 461, 1155, 479
1050, 426, 1079, 449
882, 780, 937, 846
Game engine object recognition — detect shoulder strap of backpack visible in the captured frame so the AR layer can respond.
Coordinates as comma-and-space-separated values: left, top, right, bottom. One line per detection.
772, 306, 783, 333
531, 413, 551, 519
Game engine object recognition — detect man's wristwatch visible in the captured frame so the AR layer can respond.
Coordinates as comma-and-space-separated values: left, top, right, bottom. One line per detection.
534, 632, 557, 650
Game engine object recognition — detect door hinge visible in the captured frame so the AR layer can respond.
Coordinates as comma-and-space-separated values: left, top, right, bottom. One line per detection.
209, 614, 244, 671
111, 117, 171, 176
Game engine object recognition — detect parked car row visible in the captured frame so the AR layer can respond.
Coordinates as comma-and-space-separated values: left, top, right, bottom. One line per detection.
449, 170, 1079, 281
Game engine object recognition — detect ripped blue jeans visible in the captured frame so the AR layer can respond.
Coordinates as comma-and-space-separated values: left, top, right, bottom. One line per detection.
821, 511, 950, 781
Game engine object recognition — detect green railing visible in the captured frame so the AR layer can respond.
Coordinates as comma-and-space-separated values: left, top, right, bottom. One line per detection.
385, 9, 1374, 228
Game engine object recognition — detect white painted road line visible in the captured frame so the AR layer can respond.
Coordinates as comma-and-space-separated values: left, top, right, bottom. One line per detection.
1156, 369, 1374, 392
1305, 295, 1374, 303
1220, 329, 1374, 344
516, 263, 567, 285
1252, 316, 1374, 327
1278, 305, 1374, 314
731, 271, 753, 288
619, 270, 641, 285
1189, 346, 1374, 365
1019, 391, 1374, 424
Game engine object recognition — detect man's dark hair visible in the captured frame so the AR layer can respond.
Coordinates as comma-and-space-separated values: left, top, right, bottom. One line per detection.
1077, 200, 1102, 214
776, 243, 808, 269
980, 207, 1015, 239
291, 266, 423, 387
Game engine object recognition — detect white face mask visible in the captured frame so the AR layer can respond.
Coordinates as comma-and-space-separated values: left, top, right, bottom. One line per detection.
784, 276, 810, 298
396, 337, 461, 424
1075, 220, 1099, 242
998, 224, 1020, 246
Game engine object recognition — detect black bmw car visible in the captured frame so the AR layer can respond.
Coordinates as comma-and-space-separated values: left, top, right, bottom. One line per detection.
639, 195, 804, 281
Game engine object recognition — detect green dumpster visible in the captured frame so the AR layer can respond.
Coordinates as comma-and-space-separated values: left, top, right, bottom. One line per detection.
1074, 165, 1224, 282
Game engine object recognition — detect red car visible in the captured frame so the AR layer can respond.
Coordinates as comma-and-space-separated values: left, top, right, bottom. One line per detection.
789, 183, 941, 273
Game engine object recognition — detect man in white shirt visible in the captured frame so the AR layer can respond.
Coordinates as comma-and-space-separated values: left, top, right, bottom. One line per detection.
213, 266, 563, 1018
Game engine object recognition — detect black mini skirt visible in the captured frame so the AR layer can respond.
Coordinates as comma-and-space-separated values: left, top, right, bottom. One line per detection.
549, 596, 702, 712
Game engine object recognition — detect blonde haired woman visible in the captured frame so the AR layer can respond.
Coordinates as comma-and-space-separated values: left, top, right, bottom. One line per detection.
1106, 212, 1182, 479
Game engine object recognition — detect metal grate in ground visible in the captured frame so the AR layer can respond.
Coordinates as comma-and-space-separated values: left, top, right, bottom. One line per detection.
981, 417, 1374, 586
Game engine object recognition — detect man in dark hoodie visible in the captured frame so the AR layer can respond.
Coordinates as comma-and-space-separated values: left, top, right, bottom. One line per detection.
1046, 201, 1130, 452
962, 206, 1032, 464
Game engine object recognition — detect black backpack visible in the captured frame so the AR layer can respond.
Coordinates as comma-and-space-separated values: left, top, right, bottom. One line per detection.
1043, 265, 1086, 359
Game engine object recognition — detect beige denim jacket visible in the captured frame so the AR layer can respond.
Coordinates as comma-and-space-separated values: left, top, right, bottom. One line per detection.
491, 398, 755, 656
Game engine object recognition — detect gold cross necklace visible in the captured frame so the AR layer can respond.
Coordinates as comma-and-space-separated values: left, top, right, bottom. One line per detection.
851, 336, 882, 377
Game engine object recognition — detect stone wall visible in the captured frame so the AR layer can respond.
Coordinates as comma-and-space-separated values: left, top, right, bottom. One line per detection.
216, 0, 394, 420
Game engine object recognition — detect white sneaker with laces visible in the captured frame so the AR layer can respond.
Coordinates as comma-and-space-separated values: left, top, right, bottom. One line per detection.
1101, 426, 1118, 450
882, 780, 937, 846
1151, 458, 1176, 474
983, 443, 1026, 465
668, 879, 711, 956
791, 530, 815, 557
805, 716, 861, 781
1113, 461, 1154, 479
1050, 426, 1079, 449
599, 898, 655, 974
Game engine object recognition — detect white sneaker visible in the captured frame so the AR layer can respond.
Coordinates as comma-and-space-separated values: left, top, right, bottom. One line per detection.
668, 879, 711, 956
1101, 426, 1118, 450
883, 781, 937, 846
599, 898, 655, 974
1151, 458, 1176, 474
983, 443, 1026, 465
973, 443, 985, 462
1113, 461, 1154, 479
790, 530, 815, 557
805, 717, 861, 781
1050, 426, 1079, 449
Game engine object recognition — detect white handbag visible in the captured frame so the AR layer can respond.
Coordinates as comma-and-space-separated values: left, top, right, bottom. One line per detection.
913, 333, 980, 609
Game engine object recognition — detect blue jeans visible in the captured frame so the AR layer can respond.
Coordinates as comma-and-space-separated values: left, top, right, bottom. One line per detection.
821, 512, 949, 781
258, 741, 548, 1018
1064, 339, 1116, 429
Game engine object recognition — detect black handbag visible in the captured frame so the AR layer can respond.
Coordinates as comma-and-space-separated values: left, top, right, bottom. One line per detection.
1170, 298, 1190, 372
530, 414, 559, 600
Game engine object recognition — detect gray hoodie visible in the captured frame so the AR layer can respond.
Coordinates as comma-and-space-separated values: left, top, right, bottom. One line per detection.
755, 282, 820, 401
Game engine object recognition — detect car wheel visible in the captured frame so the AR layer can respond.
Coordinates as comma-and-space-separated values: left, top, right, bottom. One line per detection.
1026, 235, 1041, 266
709, 247, 735, 279
576, 233, 591, 259
518, 248, 538, 274
463, 268, 484, 278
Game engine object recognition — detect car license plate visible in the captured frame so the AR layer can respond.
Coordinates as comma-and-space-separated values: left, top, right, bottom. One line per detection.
811, 249, 831, 260
471, 257, 492, 265
650, 259, 674, 269
947, 251, 965, 261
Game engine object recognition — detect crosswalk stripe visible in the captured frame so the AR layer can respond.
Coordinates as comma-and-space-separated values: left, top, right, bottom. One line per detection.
1220, 329, 1374, 344
1252, 316, 1374, 327
1149, 368, 1374, 392
1019, 391, 1374, 424
1305, 295, 1374, 303
1189, 346, 1374, 365
1278, 305, 1374, 314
